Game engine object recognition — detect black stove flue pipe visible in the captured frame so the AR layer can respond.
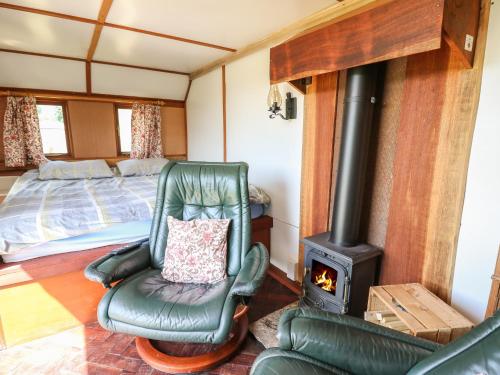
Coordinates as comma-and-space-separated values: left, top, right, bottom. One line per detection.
329, 63, 381, 247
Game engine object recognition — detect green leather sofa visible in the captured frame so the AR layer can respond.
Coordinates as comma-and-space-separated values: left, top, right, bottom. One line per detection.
85, 161, 269, 344
251, 308, 500, 375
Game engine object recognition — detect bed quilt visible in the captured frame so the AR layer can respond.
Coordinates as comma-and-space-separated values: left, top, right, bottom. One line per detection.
0, 170, 158, 254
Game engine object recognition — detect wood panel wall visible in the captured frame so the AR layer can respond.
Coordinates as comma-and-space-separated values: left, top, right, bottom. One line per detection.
68, 101, 117, 158
298, 72, 339, 282
0, 96, 187, 173
380, 0, 491, 301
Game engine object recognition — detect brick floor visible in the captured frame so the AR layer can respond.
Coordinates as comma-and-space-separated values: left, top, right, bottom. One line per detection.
0, 276, 298, 375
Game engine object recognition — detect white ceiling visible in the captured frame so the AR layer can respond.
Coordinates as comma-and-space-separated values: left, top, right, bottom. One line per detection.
0, 8, 93, 58
0, 0, 337, 98
106, 0, 336, 49
94, 27, 231, 73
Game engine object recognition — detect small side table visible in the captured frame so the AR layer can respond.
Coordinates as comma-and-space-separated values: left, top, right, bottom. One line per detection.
365, 283, 473, 344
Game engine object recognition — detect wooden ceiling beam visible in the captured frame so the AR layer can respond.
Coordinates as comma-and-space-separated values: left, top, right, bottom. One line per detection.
190, 0, 394, 79
86, 0, 114, 61
0, 2, 235, 53
0, 48, 190, 76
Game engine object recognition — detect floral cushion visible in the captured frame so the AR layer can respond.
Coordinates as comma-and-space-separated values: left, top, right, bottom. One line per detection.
161, 216, 231, 284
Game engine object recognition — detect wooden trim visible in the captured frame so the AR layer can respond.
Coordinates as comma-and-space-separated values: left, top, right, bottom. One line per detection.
86, 0, 113, 61
190, 0, 394, 79
270, 0, 444, 83
298, 72, 339, 283
267, 264, 302, 296
0, 48, 85, 62
36, 100, 73, 158
0, 2, 236, 53
184, 105, 189, 158
486, 247, 500, 318
114, 103, 132, 155
85, 61, 92, 94
0, 87, 185, 107
91, 60, 189, 76
222, 65, 227, 162
0, 48, 190, 76
86, 23, 104, 61
184, 80, 192, 102
103, 22, 236, 53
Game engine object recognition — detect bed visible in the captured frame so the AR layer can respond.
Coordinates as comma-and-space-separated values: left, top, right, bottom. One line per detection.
0, 170, 157, 262
0, 169, 270, 263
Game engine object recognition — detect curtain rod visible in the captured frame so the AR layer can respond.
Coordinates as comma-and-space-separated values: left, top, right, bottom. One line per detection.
0, 89, 182, 107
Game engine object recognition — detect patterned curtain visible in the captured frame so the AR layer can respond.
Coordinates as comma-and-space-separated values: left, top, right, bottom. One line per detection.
130, 103, 163, 159
3, 96, 48, 167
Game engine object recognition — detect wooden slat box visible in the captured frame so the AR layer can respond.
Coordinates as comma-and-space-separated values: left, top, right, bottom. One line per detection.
366, 283, 473, 344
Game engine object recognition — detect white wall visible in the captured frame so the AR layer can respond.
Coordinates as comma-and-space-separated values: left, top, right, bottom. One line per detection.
226, 49, 304, 276
186, 49, 304, 277
451, 2, 500, 323
186, 68, 224, 162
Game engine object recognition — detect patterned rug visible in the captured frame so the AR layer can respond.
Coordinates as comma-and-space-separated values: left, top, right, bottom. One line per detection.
249, 301, 299, 348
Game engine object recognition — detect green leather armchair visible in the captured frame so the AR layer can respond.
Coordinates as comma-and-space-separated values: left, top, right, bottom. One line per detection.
251, 308, 500, 375
85, 161, 269, 344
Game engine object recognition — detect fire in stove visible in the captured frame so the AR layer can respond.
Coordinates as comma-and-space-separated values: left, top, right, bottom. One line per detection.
311, 260, 337, 294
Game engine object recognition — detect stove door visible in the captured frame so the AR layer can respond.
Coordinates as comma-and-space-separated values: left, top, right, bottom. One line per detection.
303, 252, 350, 312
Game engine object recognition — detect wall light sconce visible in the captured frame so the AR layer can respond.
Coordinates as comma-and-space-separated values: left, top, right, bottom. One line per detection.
267, 84, 296, 120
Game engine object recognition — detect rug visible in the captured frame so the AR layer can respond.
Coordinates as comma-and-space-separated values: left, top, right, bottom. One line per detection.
249, 301, 299, 348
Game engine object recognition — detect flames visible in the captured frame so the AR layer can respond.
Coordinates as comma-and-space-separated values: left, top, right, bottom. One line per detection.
314, 269, 336, 292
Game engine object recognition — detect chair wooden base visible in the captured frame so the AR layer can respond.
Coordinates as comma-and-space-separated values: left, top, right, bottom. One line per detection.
135, 306, 249, 374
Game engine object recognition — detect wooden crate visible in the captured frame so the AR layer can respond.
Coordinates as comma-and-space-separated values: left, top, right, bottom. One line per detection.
366, 283, 474, 343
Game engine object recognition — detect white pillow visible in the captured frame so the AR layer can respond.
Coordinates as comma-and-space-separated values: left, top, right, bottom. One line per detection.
38, 160, 113, 180
117, 158, 169, 177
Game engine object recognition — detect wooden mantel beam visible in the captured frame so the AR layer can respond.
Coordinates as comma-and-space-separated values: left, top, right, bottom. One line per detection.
270, 0, 445, 84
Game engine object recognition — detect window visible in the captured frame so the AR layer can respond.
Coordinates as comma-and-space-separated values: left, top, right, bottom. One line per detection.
116, 106, 132, 154
36, 102, 69, 155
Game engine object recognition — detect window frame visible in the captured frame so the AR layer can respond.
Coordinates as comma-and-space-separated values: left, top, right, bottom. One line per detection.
114, 104, 133, 156
36, 100, 72, 157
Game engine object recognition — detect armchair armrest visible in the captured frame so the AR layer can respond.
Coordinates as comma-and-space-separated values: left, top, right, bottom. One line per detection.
84, 240, 150, 288
278, 308, 441, 375
231, 242, 269, 297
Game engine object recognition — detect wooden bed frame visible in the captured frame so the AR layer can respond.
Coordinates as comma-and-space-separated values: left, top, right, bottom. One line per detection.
0, 215, 273, 349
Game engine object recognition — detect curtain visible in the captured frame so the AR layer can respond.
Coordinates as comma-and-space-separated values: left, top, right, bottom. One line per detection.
3, 96, 48, 167
130, 103, 163, 159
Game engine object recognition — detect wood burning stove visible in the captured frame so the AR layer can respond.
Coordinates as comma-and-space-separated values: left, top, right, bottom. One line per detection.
300, 63, 383, 317
302, 233, 381, 317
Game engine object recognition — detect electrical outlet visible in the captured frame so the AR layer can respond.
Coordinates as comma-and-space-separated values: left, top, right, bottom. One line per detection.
465, 34, 474, 52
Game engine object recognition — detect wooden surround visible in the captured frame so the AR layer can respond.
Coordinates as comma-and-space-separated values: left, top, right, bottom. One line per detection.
283, 0, 488, 303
